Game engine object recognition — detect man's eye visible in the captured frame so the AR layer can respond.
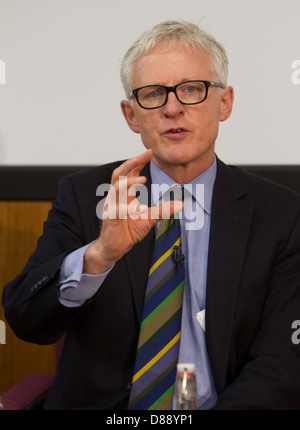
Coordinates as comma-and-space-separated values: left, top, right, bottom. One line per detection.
181, 85, 197, 94
145, 88, 164, 98
140, 87, 163, 99
150, 91, 160, 98
186, 86, 196, 93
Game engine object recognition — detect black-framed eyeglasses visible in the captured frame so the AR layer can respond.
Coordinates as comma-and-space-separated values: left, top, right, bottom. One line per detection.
131, 80, 224, 110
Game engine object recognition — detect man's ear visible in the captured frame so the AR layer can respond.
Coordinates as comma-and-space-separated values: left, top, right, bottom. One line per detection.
219, 86, 234, 122
121, 100, 140, 133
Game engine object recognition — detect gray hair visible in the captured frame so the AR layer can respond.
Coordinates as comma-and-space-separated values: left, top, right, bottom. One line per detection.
120, 20, 229, 99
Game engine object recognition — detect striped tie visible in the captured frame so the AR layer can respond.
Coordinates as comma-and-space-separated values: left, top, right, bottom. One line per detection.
128, 215, 185, 410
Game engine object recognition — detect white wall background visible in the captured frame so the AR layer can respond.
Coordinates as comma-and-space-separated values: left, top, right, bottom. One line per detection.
0, 0, 299, 166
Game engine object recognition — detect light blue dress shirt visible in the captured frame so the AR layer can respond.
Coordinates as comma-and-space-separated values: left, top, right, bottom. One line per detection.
58, 157, 218, 409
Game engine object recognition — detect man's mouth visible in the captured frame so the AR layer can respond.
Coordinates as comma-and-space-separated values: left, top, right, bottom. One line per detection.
170, 129, 184, 133
163, 128, 189, 138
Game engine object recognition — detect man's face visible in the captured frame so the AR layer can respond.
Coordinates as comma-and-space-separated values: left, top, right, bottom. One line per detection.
121, 42, 233, 181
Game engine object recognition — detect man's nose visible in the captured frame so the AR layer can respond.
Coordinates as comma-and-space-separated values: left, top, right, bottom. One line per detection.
163, 92, 183, 117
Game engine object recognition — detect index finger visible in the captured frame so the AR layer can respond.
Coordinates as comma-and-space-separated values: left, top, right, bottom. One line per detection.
111, 149, 152, 184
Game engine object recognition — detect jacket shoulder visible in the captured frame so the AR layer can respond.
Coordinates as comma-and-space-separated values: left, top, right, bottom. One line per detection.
67, 160, 126, 187
222, 161, 300, 203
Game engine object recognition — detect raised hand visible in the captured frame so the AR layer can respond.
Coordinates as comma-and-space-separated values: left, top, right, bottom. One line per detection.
83, 149, 183, 274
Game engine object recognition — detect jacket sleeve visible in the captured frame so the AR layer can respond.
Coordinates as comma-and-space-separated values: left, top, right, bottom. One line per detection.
2, 175, 95, 344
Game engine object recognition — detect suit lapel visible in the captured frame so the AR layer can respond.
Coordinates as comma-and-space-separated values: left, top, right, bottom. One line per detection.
205, 159, 254, 393
125, 163, 155, 324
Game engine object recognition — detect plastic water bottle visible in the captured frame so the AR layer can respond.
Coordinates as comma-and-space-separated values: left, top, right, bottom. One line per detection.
176, 363, 197, 410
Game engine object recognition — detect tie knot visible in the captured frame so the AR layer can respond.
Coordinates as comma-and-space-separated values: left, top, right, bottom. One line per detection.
156, 216, 176, 239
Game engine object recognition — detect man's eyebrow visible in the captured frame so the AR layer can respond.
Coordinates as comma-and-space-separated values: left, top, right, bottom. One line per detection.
143, 78, 197, 87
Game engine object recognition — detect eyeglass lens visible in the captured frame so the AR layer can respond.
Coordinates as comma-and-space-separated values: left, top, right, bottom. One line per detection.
137, 81, 207, 108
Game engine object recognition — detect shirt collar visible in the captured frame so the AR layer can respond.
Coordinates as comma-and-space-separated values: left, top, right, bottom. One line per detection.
150, 155, 217, 215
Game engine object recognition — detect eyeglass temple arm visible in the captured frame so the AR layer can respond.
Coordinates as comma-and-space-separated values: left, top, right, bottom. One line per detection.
209, 81, 225, 89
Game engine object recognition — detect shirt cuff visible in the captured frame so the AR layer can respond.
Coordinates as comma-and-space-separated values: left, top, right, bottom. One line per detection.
58, 243, 114, 307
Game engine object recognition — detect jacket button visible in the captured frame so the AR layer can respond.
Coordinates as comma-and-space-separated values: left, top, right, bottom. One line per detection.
31, 275, 50, 293
31, 284, 38, 293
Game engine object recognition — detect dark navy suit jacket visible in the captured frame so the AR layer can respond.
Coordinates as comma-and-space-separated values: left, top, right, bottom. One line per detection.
3, 158, 300, 409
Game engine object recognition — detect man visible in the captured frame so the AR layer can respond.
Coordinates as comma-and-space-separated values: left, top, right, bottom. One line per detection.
2, 20, 300, 410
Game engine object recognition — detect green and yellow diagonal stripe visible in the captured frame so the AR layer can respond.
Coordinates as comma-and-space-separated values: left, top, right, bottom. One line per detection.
128, 216, 185, 410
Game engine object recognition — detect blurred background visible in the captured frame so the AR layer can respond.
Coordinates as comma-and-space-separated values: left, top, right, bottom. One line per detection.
0, 0, 299, 167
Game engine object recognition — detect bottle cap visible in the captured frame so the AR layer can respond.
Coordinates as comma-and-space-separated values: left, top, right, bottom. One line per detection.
177, 363, 195, 373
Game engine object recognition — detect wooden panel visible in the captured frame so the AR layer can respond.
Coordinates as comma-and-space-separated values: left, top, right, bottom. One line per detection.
0, 201, 56, 393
